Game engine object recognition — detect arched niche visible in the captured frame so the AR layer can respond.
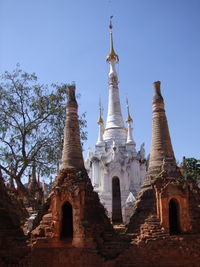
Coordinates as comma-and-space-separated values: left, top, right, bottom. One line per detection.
169, 198, 181, 235
60, 201, 73, 239
112, 176, 122, 223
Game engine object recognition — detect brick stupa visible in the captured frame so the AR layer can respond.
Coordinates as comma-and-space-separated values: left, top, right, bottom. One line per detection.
31, 85, 113, 249
127, 81, 200, 237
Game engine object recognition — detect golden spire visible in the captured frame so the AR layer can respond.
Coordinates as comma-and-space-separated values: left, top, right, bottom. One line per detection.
97, 97, 104, 125
106, 16, 119, 63
126, 97, 133, 123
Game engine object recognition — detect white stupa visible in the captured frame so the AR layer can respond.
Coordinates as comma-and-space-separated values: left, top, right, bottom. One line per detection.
85, 18, 146, 223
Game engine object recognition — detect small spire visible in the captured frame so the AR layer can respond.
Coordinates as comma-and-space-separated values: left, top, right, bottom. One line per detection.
180, 156, 187, 177
182, 156, 186, 168
31, 163, 37, 183
126, 97, 133, 123
125, 97, 135, 146
97, 97, 104, 125
106, 16, 119, 63
97, 97, 105, 145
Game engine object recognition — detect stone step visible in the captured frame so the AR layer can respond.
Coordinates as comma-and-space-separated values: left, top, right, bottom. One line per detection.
145, 218, 160, 223
144, 221, 160, 225
142, 231, 168, 236
141, 228, 165, 233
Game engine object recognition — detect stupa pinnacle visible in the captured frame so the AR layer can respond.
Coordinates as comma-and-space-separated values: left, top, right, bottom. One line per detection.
104, 17, 127, 143
106, 16, 119, 63
60, 85, 85, 170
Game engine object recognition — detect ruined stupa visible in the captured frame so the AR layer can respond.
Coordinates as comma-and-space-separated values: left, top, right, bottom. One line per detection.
127, 81, 200, 237
31, 85, 113, 249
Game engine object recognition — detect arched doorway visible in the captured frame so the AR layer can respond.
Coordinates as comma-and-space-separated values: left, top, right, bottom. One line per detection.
169, 198, 180, 235
60, 201, 73, 239
112, 177, 122, 223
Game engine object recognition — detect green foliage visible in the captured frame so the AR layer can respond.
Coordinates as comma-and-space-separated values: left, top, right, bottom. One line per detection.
185, 158, 200, 182
0, 65, 87, 189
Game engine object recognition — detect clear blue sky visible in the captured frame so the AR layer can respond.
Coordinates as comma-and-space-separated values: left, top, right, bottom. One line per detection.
0, 0, 199, 162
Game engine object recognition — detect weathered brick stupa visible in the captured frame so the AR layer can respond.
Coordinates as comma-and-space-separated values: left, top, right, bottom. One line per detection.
144, 81, 181, 184
127, 81, 200, 237
31, 85, 114, 249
